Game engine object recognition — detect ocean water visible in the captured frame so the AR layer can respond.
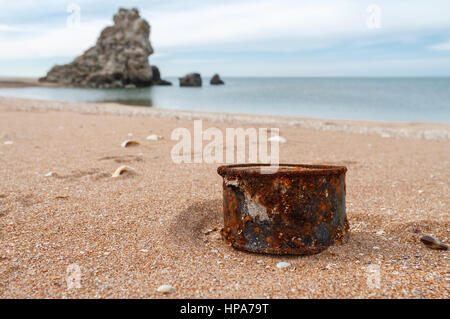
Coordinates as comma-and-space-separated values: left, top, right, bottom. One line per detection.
1, 77, 449, 123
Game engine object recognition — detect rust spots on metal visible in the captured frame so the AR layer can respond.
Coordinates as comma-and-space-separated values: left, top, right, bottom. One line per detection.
217, 164, 349, 255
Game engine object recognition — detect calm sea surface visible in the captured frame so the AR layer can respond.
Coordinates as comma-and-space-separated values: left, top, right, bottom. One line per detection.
1, 77, 449, 123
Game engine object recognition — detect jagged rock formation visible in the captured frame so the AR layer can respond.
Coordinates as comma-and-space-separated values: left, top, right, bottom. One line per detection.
210, 74, 224, 85
151, 66, 172, 86
179, 73, 202, 87
39, 8, 160, 88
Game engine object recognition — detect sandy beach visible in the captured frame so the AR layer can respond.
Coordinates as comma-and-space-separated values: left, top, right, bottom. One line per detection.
0, 95, 448, 298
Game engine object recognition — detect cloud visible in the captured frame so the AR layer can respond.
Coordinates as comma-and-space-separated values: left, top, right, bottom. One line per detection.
146, 0, 450, 50
429, 41, 450, 51
1, 0, 450, 76
0, 24, 21, 32
0, 20, 109, 59
2, 0, 450, 60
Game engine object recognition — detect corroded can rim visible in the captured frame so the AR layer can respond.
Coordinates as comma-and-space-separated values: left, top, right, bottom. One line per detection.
217, 163, 347, 178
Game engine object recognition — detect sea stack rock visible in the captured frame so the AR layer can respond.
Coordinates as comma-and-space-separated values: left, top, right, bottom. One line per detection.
151, 66, 172, 86
179, 73, 202, 87
210, 74, 224, 85
39, 8, 155, 88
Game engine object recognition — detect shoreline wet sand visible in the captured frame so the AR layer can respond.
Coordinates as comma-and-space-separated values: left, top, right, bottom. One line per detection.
0, 96, 448, 298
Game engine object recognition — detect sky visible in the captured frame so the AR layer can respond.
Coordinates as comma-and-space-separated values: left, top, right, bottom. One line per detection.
0, 0, 450, 77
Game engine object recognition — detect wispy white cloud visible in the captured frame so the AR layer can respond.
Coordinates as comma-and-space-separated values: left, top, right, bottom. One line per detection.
429, 41, 450, 51
1, 0, 450, 76
0, 24, 21, 32
0, 20, 109, 59
146, 0, 450, 49
1, 0, 450, 59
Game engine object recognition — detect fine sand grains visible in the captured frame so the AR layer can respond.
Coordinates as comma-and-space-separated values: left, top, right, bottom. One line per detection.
0, 100, 448, 298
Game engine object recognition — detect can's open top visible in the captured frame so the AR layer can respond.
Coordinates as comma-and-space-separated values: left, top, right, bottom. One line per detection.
217, 163, 347, 178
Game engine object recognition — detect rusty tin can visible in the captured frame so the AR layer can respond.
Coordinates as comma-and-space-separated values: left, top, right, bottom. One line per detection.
217, 164, 349, 255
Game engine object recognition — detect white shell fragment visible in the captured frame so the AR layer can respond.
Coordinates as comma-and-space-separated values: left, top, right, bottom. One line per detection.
112, 165, 135, 178
121, 140, 140, 148
157, 284, 175, 294
268, 136, 286, 143
276, 262, 291, 269
44, 171, 56, 177
146, 134, 161, 141
3, 141, 13, 145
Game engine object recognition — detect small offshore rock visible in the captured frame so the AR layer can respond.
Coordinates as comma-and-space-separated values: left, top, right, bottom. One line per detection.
210, 73, 224, 85
420, 235, 448, 250
179, 73, 202, 87
276, 262, 291, 269
157, 284, 175, 294
151, 66, 172, 86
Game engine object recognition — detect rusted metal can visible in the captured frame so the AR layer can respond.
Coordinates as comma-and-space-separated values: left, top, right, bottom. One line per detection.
217, 164, 349, 255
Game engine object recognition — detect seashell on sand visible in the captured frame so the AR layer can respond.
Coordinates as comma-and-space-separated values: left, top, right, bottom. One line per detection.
112, 165, 135, 178
276, 262, 291, 269
121, 140, 140, 148
420, 235, 448, 250
157, 284, 175, 294
146, 134, 161, 141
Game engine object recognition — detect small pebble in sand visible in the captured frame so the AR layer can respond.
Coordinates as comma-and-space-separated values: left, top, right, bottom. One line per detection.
376, 230, 385, 235
276, 262, 291, 269
146, 134, 161, 141
420, 235, 448, 250
140, 249, 149, 253
268, 136, 286, 143
121, 140, 140, 148
127, 133, 133, 137
44, 171, 56, 177
157, 284, 175, 294
112, 165, 135, 178
3, 141, 13, 145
